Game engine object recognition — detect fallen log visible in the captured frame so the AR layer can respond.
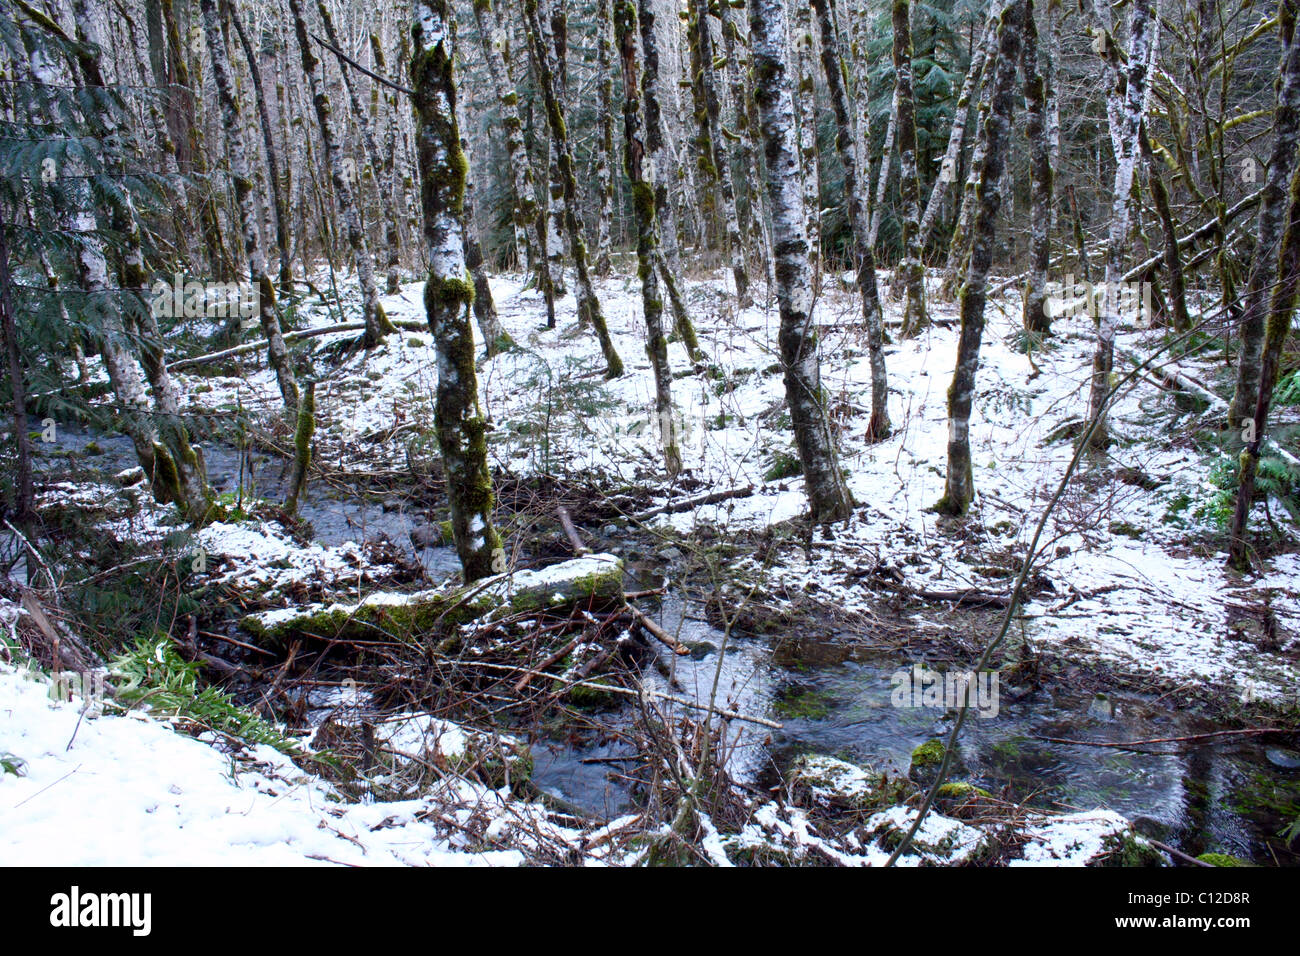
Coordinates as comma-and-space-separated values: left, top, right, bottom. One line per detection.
168, 319, 427, 371
241, 554, 625, 648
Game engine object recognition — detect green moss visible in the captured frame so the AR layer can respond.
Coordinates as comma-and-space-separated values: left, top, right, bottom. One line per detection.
764, 450, 802, 483
1099, 831, 1165, 867
910, 738, 946, 771
935, 781, 991, 800
1196, 852, 1255, 867
773, 687, 833, 720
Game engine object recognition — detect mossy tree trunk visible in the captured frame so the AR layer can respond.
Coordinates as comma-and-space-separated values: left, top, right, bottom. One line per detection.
811, 0, 890, 441
66, 0, 211, 523
317, 2, 404, 299
225, 0, 293, 292
411, 0, 507, 582
637, 0, 703, 361
594, 0, 615, 277
1085, 0, 1159, 450
1021, 3, 1053, 336
614, 0, 681, 476
1228, 125, 1300, 569
1140, 124, 1191, 333
523, 0, 624, 378
749, 0, 854, 524
892, 0, 929, 336
200, 0, 299, 417
793, 3, 822, 294
937, 0, 1027, 517
287, 0, 395, 349
1228, 0, 1300, 432
470, 0, 538, 275
690, 0, 752, 308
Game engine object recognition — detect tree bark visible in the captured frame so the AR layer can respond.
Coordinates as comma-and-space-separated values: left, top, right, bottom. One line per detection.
410, 0, 507, 582
1021, 2, 1053, 336
938, 0, 1027, 517
1228, 0, 1300, 431
200, 0, 299, 416
614, 0, 681, 476
892, 0, 929, 335
286, 0, 394, 349
523, 0, 624, 377
811, 0, 890, 440
749, 0, 854, 524
1086, 0, 1160, 449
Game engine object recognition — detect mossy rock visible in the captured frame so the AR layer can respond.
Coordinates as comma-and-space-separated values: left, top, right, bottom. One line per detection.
1098, 831, 1165, 867
773, 686, 833, 720
790, 754, 917, 813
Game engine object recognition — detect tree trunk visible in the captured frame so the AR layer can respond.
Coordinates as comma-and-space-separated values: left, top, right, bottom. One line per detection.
470, 0, 537, 274
868, 88, 897, 249
937, 0, 1027, 517
200, 0, 299, 417
749, 0, 854, 524
690, 0, 752, 307
614, 0, 681, 476
410, 0, 507, 582
793, 3, 822, 291
811, 0, 890, 441
523, 0, 624, 377
1021, 2, 1053, 336
1228, 114, 1300, 569
919, 6, 999, 250
637, 0, 702, 359
892, 0, 929, 335
286, 0, 394, 349
1228, 0, 1300, 431
225, 0, 293, 292
594, 0, 615, 276
1086, 0, 1159, 449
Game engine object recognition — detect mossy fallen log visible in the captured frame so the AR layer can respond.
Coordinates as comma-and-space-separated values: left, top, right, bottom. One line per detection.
240, 554, 624, 647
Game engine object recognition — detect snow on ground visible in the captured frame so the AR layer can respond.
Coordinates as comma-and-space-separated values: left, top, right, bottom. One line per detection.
0, 659, 525, 866
171, 267, 1298, 703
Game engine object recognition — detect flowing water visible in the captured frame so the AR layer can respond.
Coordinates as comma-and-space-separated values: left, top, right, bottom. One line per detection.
30, 426, 1300, 864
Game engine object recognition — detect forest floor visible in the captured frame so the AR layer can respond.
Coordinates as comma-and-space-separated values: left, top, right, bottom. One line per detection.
5, 263, 1299, 866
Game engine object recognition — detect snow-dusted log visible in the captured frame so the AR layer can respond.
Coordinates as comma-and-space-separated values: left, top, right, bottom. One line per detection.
243, 555, 625, 646
523, 0, 624, 377
938, 0, 1027, 517
810, 0, 890, 440
410, 0, 507, 582
1086, 0, 1159, 449
891, 0, 929, 335
614, 0, 681, 475
749, 0, 854, 524
199, 0, 299, 416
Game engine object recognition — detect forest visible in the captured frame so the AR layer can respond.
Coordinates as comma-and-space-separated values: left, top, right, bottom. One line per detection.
0, 0, 1298, 870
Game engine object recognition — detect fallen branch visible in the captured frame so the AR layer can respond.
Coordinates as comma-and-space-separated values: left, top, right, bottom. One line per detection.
168, 319, 426, 371
557, 504, 590, 555
1039, 728, 1284, 749
624, 603, 690, 655
633, 484, 755, 521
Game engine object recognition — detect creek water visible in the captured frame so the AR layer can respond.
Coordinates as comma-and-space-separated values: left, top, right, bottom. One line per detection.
32, 426, 1300, 865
